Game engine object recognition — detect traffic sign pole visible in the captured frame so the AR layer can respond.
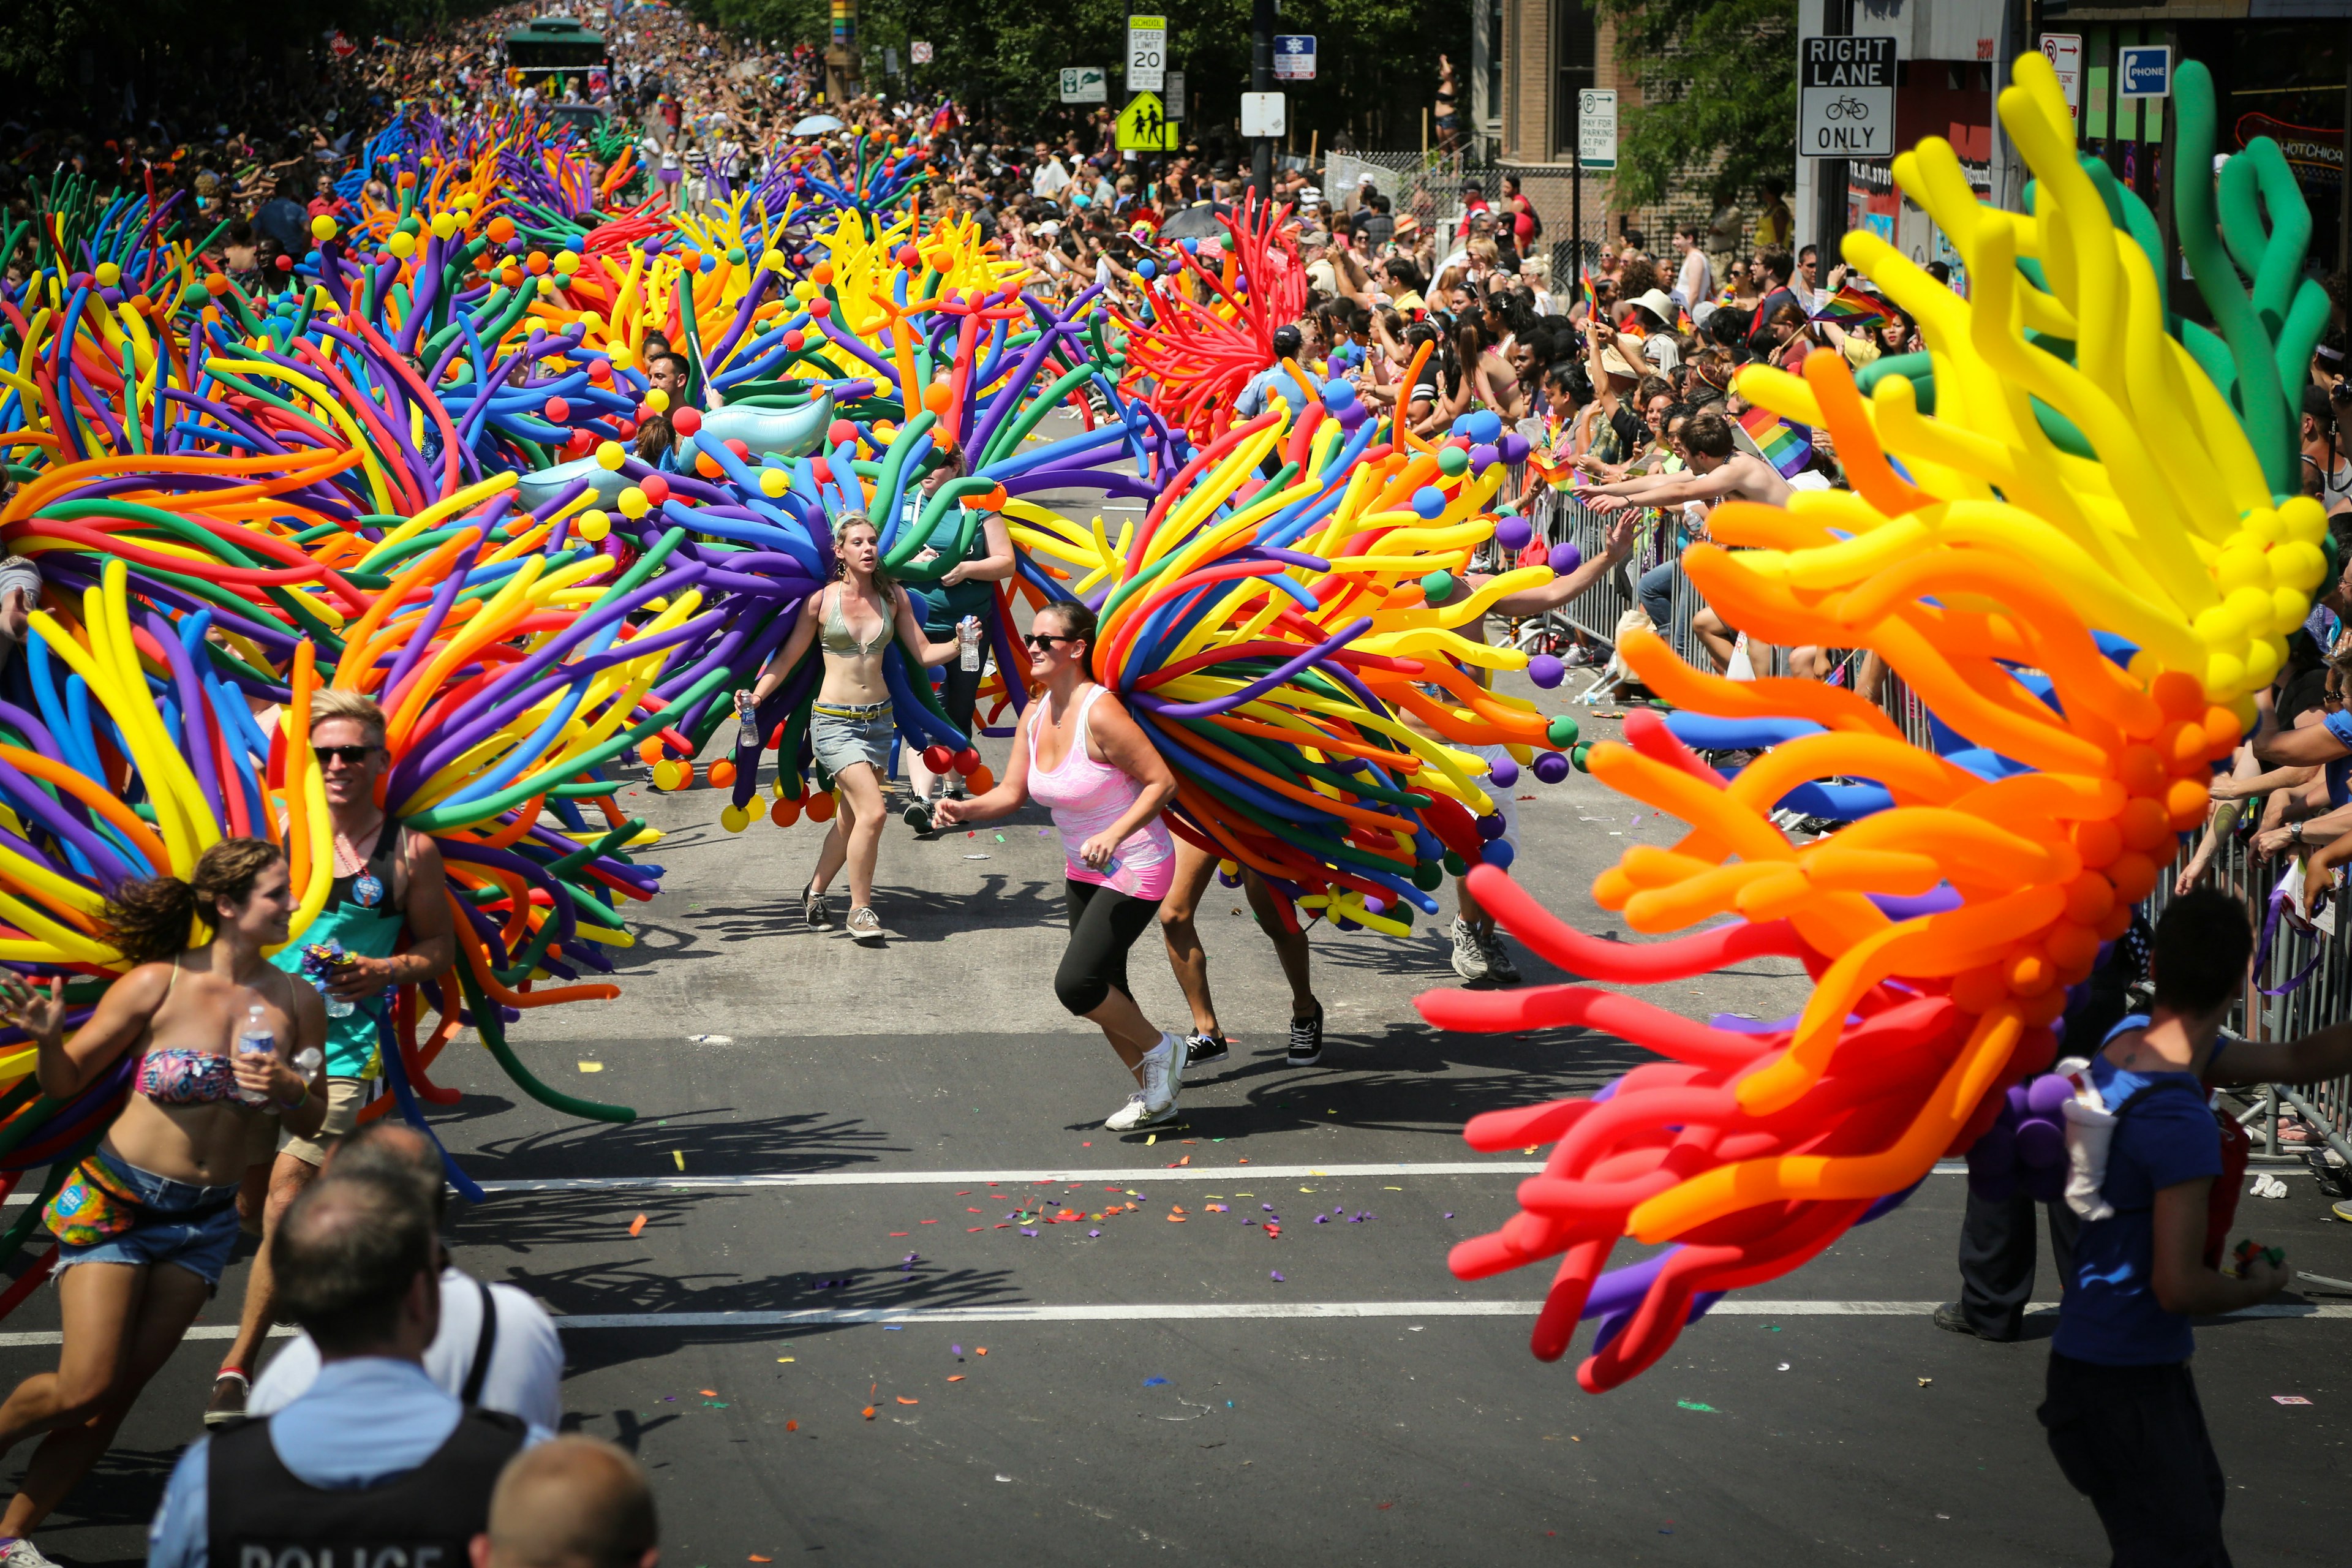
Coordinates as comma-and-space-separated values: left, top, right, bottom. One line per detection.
1250, 0, 1273, 196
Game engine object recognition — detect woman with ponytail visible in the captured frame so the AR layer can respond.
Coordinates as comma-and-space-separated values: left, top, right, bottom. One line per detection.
0, 838, 325, 1566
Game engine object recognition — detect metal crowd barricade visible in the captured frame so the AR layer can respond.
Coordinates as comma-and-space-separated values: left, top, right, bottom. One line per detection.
1506, 481, 2352, 1163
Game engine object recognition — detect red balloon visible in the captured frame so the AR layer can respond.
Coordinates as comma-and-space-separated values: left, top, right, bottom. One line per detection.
726, 439, 751, 459
671, 406, 703, 437
896, 245, 921, 268
615, 418, 638, 439
827, 420, 856, 449
783, 330, 805, 351
639, 473, 671, 505
587, 359, 612, 383
807, 297, 832, 318
565, 428, 595, 454
952, 748, 981, 776
810, 458, 832, 483
921, 745, 954, 773
544, 396, 570, 423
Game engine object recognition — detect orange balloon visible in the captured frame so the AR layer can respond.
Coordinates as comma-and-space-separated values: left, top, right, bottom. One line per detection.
805, 791, 837, 823
637, 739, 665, 765
769, 796, 802, 827
922, 382, 954, 415
708, 760, 737, 788
965, 765, 996, 793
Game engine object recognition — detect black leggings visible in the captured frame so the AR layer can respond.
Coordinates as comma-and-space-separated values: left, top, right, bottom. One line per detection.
1055, 880, 1163, 1016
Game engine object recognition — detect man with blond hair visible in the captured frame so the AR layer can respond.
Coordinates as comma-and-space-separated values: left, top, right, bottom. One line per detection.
471, 1438, 660, 1568
208, 688, 457, 1427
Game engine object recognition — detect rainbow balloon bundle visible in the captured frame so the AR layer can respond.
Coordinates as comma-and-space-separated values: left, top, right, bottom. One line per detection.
1114, 200, 1306, 445
1415, 56, 2328, 1390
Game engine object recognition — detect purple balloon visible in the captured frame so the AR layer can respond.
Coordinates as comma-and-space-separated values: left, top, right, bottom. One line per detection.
2026, 1073, 2073, 1116
1468, 442, 1500, 472
1498, 432, 1531, 464
1488, 756, 1521, 788
1495, 515, 1534, 551
2005, 1083, 2032, 1117
1532, 751, 1572, 783
2016, 1117, 2066, 1169
1527, 653, 1566, 689
1548, 541, 1583, 575
1474, 812, 1507, 842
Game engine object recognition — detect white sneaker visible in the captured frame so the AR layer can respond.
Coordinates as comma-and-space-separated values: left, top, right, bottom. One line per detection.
1139, 1030, 1183, 1115
1105, 1091, 1175, 1131
2, 1539, 61, 1568
1450, 918, 1492, 982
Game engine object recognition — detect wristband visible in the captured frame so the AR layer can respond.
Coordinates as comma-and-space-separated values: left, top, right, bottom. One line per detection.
277, 1081, 312, 1111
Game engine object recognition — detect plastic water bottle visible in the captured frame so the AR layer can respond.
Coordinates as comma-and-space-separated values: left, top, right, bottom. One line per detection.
959, 617, 981, 672
736, 688, 761, 750
235, 1005, 276, 1106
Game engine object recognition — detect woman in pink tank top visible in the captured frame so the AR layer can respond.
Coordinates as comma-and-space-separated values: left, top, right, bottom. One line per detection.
936, 602, 1189, 1131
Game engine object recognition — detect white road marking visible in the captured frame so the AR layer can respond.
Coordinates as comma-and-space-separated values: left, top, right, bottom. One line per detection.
0, 1158, 2307, 1204
529, 1298, 2348, 1330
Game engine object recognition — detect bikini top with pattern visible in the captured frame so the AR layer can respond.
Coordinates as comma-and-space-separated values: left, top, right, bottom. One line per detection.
134, 960, 282, 1107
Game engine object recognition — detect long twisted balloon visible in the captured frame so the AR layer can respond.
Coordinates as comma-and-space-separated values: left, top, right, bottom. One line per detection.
1415, 55, 2328, 1390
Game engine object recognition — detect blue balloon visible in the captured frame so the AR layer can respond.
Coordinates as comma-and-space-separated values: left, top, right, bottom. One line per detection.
1481, 839, 1517, 869
1412, 486, 1448, 519
1136, 258, 1158, 280
1463, 410, 1504, 444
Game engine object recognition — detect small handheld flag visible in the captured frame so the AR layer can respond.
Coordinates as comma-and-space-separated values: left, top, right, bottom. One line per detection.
1737, 404, 1814, 480
1809, 284, 1891, 326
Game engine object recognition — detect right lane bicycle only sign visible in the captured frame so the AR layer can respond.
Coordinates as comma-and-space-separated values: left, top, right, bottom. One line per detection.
1799, 36, 1896, 158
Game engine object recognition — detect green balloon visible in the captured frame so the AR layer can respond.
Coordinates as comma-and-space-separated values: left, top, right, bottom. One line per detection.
1572, 741, 1594, 772
1442, 850, 1468, 877
1422, 570, 1455, 602
1411, 861, 1444, 891
1547, 715, 1581, 748
1436, 445, 1470, 476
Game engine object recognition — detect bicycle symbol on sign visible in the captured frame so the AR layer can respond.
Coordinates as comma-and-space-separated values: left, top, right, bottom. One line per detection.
1823, 94, 1870, 121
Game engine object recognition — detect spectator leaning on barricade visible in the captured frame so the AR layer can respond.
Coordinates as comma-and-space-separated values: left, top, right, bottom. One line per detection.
245, 1122, 564, 1430
148, 1170, 549, 1568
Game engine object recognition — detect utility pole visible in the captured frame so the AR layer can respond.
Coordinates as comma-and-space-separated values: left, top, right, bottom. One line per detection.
1812, 0, 1850, 273
1251, 0, 1275, 196
1570, 89, 1582, 288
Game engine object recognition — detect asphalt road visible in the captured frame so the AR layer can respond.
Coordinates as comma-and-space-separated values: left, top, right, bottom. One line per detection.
3, 430, 2350, 1562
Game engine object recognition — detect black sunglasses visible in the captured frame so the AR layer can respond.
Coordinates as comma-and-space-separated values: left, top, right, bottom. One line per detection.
313, 744, 379, 766
1022, 632, 1080, 649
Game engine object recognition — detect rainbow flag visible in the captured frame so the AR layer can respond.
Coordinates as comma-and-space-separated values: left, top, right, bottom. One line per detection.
1738, 404, 1814, 479
1677, 304, 1696, 334
1580, 270, 1599, 319
1809, 284, 1890, 326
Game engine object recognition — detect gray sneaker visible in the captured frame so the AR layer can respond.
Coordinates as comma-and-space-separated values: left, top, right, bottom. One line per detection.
1479, 928, 1522, 986
1449, 918, 1491, 982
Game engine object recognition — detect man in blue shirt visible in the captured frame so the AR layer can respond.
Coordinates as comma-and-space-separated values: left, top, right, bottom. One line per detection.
1234, 325, 1321, 419
2041, 888, 2352, 1566
149, 1175, 549, 1568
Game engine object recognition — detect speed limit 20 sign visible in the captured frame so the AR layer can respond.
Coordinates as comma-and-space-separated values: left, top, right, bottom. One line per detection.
1127, 15, 1167, 92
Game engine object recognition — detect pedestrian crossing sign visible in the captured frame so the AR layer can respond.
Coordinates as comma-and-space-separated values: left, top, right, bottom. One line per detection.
1117, 91, 1179, 151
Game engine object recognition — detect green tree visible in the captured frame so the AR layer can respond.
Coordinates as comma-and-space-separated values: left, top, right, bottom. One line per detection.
687, 0, 1458, 152
1595, 0, 1796, 208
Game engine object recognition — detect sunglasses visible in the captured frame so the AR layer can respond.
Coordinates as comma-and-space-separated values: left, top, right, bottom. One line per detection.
1022, 632, 1080, 649
313, 744, 379, 766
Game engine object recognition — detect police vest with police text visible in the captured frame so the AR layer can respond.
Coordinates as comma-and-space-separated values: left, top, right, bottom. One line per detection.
207, 1407, 527, 1568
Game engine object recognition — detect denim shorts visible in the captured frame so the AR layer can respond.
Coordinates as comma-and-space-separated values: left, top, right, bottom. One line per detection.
811, 701, 894, 779
54, 1148, 241, 1287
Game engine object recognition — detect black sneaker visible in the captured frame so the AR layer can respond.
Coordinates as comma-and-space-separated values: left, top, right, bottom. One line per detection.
1183, 1031, 1229, 1069
1286, 1003, 1325, 1066
902, 801, 934, 835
